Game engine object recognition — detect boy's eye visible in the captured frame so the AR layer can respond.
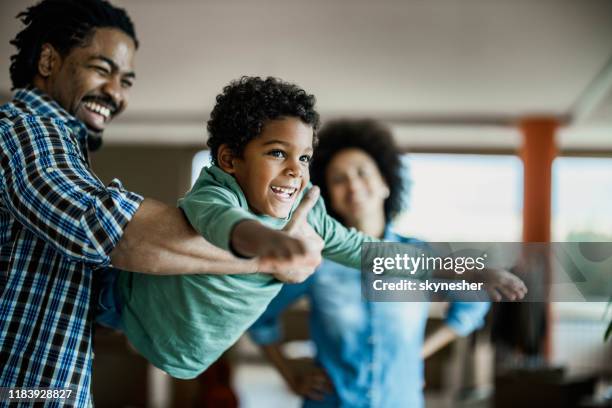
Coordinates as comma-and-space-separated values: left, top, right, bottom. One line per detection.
299, 155, 312, 163
267, 150, 286, 158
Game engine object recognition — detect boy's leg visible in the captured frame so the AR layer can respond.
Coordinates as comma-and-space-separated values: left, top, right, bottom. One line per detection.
94, 267, 125, 331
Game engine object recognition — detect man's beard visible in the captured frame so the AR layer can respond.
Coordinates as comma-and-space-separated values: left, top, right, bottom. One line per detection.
86, 128, 104, 152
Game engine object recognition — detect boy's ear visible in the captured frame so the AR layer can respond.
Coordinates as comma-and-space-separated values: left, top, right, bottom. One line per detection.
217, 144, 237, 174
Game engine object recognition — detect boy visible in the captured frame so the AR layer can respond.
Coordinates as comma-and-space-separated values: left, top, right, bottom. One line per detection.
109, 76, 373, 378
104, 76, 526, 379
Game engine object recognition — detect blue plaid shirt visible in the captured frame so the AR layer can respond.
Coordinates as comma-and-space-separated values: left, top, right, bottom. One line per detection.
0, 88, 143, 407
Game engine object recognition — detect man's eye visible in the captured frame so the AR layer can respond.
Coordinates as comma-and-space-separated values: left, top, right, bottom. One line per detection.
121, 79, 133, 88
92, 66, 110, 75
268, 150, 286, 158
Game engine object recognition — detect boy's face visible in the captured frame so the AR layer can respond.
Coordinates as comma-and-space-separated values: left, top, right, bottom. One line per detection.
230, 117, 314, 218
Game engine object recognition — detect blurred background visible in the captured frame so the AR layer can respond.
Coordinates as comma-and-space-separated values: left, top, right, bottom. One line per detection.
1, 0, 611, 407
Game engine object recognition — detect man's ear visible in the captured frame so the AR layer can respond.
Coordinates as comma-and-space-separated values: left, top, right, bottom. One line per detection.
217, 144, 237, 174
37, 43, 60, 78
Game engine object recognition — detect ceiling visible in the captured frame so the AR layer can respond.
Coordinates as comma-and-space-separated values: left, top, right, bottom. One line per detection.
1, 0, 611, 150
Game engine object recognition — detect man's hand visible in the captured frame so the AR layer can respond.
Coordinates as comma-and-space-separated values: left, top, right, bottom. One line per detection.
479, 268, 528, 301
257, 187, 324, 283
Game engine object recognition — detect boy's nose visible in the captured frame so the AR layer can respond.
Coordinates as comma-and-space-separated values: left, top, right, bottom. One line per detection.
285, 161, 302, 178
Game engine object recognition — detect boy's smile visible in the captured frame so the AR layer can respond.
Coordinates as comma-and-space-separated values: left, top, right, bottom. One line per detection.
224, 117, 314, 218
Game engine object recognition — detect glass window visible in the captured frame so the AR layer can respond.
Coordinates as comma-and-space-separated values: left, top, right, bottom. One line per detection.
552, 157, 612, 241
191, 150, 211, 187
394, 153, 523, 242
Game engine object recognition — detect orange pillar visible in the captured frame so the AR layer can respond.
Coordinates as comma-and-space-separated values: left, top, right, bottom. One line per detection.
520, 117, 558, 242
519, 117, 558, 361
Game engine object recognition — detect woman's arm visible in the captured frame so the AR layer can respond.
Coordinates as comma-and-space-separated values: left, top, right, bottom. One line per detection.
421, 324, 459, 359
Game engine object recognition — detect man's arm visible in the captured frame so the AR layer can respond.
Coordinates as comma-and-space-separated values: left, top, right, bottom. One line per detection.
111, 188, 323, 281
1, 119, 142, 266
110, 198, 260, 275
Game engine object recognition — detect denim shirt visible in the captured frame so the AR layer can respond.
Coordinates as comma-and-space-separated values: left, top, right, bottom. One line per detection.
249, 227, 490, 408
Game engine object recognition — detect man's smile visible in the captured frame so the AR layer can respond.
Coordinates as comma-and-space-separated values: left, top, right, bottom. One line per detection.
79, 96, 118, 130
83, 100, 112, 120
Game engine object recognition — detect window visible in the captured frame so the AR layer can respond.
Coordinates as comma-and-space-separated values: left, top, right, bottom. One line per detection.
191, 150, 211, 187
552, 157, 612, 241
394, 153, 523, 242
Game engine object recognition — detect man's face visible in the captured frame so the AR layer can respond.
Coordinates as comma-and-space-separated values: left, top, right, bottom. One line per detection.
44, 27, 136, 141
230, 117, 314, 218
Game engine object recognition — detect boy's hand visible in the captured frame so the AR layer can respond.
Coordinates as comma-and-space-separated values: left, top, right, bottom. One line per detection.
257, 187, 324, 283
478, 268, 528, 301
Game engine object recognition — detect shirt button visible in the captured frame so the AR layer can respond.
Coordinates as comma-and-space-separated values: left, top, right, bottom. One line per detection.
367, 336, 375, 344
46, 167, 55, 173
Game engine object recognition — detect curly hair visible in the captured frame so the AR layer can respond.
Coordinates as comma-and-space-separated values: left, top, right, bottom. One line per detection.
310, 119, 408, 223
207, 76, 320, 164
9, 0, 138, 90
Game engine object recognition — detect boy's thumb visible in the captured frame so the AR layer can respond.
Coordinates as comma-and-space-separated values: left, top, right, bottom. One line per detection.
285, 186, 320, 233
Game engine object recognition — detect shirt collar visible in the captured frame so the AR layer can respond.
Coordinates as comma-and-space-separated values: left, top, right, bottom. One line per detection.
382, 224, 396, 241
14, 87, 89, 144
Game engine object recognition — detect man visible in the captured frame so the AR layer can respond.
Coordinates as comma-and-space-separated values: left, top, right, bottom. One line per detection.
0, 1, 322, 406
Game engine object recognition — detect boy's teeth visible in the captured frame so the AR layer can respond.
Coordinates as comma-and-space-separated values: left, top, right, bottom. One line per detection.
271, 186, 296, 196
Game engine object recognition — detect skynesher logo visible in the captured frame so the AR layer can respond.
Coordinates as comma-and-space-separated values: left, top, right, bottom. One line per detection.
371, 253, 487, 275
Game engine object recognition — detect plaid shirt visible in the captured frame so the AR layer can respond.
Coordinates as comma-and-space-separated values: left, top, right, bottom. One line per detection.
0, 88, 143, 407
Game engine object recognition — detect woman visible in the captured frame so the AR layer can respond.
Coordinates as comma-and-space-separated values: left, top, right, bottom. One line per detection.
249, 119, 490, 407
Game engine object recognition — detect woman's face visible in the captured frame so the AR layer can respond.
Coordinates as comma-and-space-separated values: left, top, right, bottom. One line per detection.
325, 148, 390, 225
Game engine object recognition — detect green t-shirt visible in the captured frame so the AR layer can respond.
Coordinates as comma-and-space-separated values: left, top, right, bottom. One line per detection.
118, 165, 371, 379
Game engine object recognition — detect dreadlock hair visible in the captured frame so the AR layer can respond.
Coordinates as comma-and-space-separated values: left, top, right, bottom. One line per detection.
9, 0, 138, 90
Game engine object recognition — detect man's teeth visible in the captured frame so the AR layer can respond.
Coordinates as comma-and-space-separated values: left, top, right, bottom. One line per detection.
84, 102, 111, 120
271, 186, 297, 197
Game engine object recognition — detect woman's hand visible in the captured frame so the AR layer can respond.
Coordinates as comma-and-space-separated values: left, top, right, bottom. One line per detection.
478, 268, 528, 301
261, 344, 333, 401
285, 357, 333, 401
